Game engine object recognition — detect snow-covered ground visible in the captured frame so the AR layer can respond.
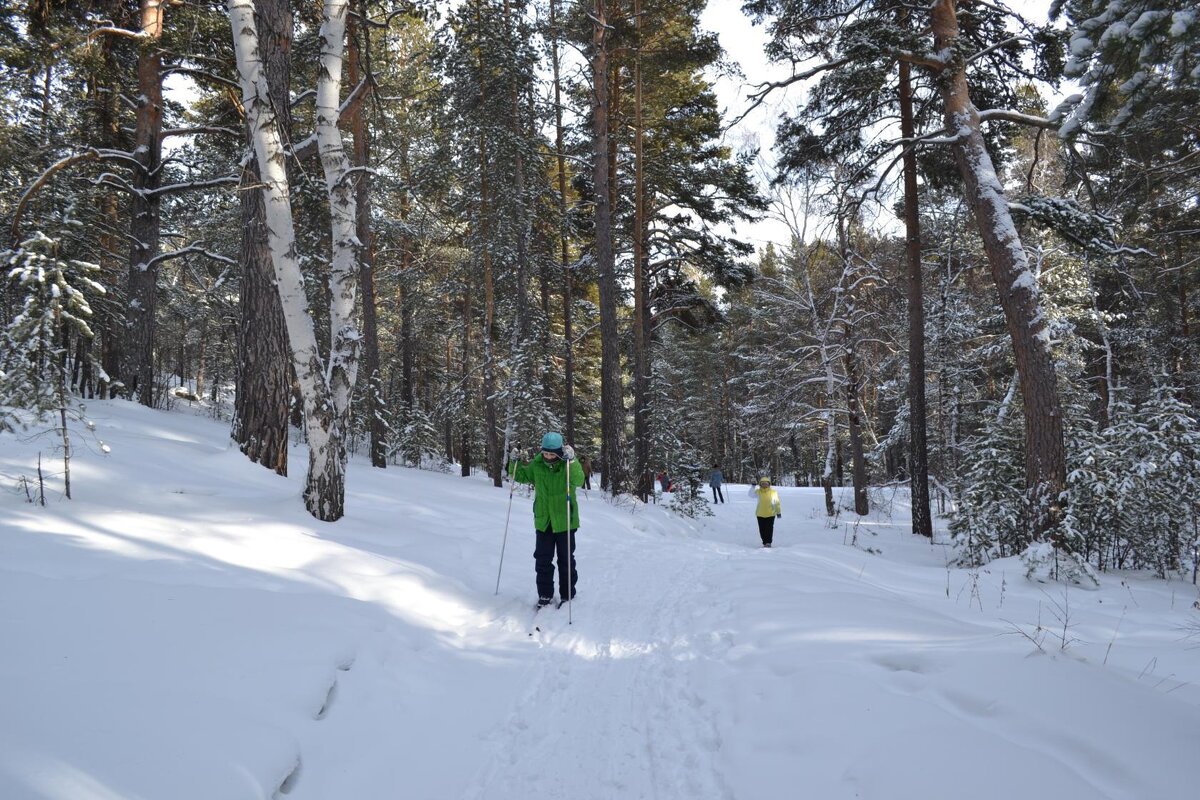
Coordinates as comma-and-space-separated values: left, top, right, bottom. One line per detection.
2, 401, 1198, 800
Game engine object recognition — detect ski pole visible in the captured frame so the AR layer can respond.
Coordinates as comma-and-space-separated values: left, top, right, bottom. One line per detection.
495, 454, 518, 595
565, 453, 574, 625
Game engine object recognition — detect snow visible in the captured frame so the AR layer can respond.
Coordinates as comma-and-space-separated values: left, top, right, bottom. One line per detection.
2, 401, 1199, 800
1171, 11, 1195, 38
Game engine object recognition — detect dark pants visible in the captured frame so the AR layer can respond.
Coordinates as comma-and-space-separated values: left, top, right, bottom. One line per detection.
711, 485, 724, 503
535, 527, 578, 601
757, 515, 775, 545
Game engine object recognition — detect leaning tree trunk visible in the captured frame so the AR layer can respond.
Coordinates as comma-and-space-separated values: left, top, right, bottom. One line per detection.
592, 0, 626, 497
932, 0, 1067, 546
232, 0, 292, 477
898, 57, 932, 537
123, 0, 165, 406
228, 0, 359, 522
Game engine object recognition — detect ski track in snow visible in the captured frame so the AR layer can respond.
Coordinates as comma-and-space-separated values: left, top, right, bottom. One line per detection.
464, 529, 731, 800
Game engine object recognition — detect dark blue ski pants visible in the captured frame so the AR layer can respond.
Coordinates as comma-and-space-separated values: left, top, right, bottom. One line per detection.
535, 527, 578, 601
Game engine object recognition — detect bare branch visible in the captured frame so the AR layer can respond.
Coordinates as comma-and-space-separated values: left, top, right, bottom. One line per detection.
727, 57, 854, 130
160, 66, 240, 91
11, 151, 100, 244
162, 126, 240, 139
147, 243, 236, 270
978, 108, 1058, 129
88, 27, 148, 43
150, 174, 241, 197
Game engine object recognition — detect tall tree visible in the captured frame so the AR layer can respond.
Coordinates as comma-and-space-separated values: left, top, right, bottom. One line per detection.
591, 0, 626, 496
898, 52, 932, 537
348, 3, 386, 469
228, 0, 361, 521
549, 0, 576, 445
231, 0, 293, 476
121, 0, 167, 406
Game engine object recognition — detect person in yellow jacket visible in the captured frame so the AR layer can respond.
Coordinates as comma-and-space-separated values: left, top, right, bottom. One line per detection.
748, 477, 781, 547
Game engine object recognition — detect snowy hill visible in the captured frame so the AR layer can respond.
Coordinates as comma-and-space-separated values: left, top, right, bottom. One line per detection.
2, 402, 1198, 800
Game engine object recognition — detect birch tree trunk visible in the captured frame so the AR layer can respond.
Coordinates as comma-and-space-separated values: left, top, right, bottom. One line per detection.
228, 0, 358, 522
232, 0, 292, 477
932, 0, 1067, 546
592, 0, 626, 497
123, 0, 165, 406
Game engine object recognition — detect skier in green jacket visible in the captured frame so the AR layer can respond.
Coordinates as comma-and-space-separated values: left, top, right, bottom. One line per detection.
508, 432, 586, 607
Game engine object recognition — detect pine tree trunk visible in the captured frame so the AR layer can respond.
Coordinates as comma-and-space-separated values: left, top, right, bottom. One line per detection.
592, 0, 626, 497
461, 271, 473, 479
632, 0, 651, 502
932, 0, 1067, 546
839, 220, 869, 517
476, 0, 501, 486
479, 130, 500, 486
845, 339, 869, 516
550, 0, 575, 443
899, 57, 933, 537
399, 139, 415, 432
347, 10, 385, 469
123, 0, 165, 406
89, 35, 122, 400
232, 0, 292, 477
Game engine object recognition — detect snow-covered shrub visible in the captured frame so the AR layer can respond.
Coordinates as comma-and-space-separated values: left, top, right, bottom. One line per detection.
0, 232, 105, 430
667, 482, 713, 519
949, 403, 1026, 565
389, 400, 444, 469
963, 383, 1200, 578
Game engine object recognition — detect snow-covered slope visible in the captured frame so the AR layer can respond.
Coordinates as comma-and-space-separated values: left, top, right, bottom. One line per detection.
2, 401, 1198, 800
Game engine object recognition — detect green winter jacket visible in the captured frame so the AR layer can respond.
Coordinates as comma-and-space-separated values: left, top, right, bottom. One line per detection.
509, 454, 585, 532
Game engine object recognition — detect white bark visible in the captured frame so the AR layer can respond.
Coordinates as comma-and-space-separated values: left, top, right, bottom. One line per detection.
316, 0, 360, 417
228, 0, 351, 521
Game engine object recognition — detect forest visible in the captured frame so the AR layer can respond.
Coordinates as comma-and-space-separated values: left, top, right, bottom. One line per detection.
1, 0, 1197, 583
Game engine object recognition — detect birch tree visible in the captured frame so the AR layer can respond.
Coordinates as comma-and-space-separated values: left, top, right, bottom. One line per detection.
228, 0, 360, 521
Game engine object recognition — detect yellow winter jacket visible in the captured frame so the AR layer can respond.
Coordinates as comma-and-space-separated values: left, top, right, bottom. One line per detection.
751, 486, 781, 517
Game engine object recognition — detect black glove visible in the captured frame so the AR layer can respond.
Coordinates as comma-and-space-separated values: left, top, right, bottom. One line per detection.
776, 513, 781, 519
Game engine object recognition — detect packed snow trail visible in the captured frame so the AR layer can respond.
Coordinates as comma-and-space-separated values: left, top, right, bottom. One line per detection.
2, 401, 1199, 800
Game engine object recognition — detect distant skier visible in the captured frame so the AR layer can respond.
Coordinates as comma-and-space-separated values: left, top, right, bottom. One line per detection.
509, 432, 585, 607
580, 453, 592, 490
709, 463, 725, 504
748, 477, 781, 547
658, 471, 672, 493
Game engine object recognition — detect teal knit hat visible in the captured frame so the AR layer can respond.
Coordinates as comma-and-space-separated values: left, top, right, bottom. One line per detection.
541, 431, 564, 453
